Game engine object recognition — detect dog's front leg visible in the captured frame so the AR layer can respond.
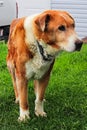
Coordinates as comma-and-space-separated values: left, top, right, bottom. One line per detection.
16, 76, 30, 122
34, 61, 54, 117
34, 78, 49, 117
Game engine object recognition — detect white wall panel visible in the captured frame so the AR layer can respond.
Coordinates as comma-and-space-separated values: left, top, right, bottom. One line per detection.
16, 0, 87, 38
16, 0, 51, 17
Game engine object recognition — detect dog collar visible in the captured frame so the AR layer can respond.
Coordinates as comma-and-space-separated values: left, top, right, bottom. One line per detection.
36, 40, 54, 61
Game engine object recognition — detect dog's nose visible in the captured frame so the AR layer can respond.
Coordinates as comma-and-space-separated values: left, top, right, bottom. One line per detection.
75, 40, 83, 51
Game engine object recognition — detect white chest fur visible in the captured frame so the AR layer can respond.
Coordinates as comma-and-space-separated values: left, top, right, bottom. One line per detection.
25, 54, 52, 80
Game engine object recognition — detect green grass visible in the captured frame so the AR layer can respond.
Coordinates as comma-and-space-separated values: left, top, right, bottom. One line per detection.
0, 42, 87, 130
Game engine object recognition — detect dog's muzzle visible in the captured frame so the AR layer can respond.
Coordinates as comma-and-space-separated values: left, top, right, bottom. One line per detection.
75, 40, 83, 51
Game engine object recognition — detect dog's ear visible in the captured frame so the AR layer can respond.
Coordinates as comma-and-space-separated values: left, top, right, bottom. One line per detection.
35, 14, 50, 32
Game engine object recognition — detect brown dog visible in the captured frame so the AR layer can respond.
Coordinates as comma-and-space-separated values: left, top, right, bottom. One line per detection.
7, 10, 83, 121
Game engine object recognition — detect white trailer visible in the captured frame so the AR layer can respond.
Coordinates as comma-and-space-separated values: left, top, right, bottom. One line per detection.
0, 0, 17, 41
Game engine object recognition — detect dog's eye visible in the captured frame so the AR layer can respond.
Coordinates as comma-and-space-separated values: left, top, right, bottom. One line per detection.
72, 23, 75, 28
58, 25, 66, 31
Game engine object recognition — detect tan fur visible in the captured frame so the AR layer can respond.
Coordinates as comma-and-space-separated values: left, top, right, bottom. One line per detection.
7, 10, 83, 121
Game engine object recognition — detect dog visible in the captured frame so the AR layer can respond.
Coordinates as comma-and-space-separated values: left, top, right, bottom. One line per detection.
7, 10, 83, 121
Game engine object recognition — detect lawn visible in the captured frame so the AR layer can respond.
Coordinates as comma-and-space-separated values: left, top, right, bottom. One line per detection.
0, 42, 87, 130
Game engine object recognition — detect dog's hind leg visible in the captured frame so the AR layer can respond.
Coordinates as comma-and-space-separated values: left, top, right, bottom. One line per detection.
7, 61, 19, 103
12, 71, 19, 104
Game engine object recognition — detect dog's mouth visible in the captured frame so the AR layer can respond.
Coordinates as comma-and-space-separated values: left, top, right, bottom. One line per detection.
75, 40, 83, 51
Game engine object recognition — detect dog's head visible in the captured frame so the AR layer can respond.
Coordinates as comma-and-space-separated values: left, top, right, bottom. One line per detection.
34, 10, 83, 52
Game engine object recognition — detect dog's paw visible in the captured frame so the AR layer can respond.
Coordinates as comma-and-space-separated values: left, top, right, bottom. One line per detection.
18, 108, 30, 122
35, 100, 47, 117
35, 110, 47, 117
18, 114, 30, 122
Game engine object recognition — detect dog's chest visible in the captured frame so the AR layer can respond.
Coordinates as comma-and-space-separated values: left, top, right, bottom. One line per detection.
25, 55, 52, 80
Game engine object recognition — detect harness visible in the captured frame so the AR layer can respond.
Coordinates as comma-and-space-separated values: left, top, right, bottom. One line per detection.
36, 40, 54, 61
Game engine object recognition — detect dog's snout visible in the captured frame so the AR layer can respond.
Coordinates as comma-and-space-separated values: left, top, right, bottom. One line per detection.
75, 40, 83, 51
